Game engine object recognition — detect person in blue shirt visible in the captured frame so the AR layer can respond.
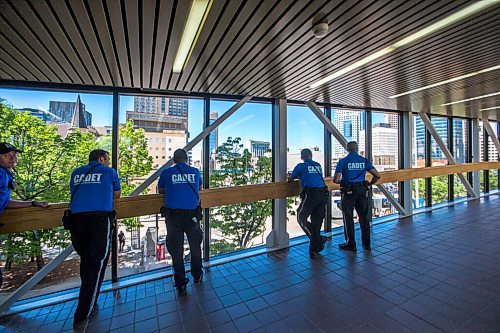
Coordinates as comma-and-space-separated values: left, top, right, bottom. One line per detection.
158, 149, 203, 296
0, 142, 49, 288
69, 149, 121, 327
288, 148, 329, 259
333, 141, 380, 252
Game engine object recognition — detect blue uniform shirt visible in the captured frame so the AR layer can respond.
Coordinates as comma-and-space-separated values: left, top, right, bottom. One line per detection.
335, 152, 374, 183
69, 161, 121, 213
0, 167, 13, 214
291, 159, 325, 189
158, 162, 202, 209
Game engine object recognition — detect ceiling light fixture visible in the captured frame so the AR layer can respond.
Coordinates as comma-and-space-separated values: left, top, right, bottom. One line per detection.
441, 92, 500, 106
173, 0, 213, 73
389, 64, 500, 98
309, 0, 500, 89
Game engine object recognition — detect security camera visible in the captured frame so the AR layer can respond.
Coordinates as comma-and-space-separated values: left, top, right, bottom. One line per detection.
313, 22, 329, 38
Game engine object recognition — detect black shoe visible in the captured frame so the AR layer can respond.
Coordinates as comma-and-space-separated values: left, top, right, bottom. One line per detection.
194, 271, 204, 283
318, 236, 328, 252
72, 317, 87, 329
362, 244, 371, 251
309, 251, 321, 259
338, 243, 357, 252
176, 284, 187, 296
175, 278, 189, 296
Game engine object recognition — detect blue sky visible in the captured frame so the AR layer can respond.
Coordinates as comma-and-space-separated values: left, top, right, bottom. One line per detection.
0, 88, 386, 154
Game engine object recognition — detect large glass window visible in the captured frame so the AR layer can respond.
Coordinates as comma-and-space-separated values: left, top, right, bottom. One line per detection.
287, 104, 325, 236
453, 119, 468, 199
331, 108, 364, 227
370, 112, 399, 218
209, 100, 272, 256
430, 117, 449, 204
487, 121, 499, 191
412, 115, 426, 209
117, 95, 204, 277
0, 89, 113, 297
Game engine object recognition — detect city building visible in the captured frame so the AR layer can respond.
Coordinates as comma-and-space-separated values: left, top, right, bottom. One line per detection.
385, 113, 399, 130
19, 108, 62, 124
333, 109, 363, 157
49, 95, 92, 127
247, 140, 270, 158
415, 117, 466, 164
359, 123, 399, 171
134, 96, 188, 117
145, 130, 188, 169
209, 112, 219, 154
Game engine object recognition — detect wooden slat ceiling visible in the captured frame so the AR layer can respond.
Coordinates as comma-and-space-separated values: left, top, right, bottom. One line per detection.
0, 0, 499, 120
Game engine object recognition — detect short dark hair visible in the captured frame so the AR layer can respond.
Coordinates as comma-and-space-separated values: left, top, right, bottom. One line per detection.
173, 149, 188, 163
89, 149, 109, 162
347, 141, 358, 153
300, 148, 312, 159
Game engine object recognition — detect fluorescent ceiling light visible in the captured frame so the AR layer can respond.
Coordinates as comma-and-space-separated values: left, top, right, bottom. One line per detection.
441, 91, 500, 106
173, 0, 213, 73
310, 0, 500, 89
389, 64, 500, 98
479, 106, 500, 111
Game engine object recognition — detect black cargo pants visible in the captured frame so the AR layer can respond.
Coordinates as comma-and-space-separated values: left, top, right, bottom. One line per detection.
165, 210, 203, 287
340, 184, 371, 247
297, 187, 328, 253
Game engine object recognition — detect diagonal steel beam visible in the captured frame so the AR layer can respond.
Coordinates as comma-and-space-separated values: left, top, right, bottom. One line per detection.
0, 245, 75, 314
131, 96, 252, 196
306, 101, 407, 215
481, 114, 500, 156
419, 112, 476, 198
305, 101, 348, 148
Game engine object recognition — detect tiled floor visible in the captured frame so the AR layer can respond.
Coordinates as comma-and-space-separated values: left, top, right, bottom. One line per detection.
1, 195, 500, 332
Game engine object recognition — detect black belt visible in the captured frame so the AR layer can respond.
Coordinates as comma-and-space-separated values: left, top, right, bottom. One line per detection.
71, 211, 113, 217
166, 208, 197, 214
345, 182, 364, 186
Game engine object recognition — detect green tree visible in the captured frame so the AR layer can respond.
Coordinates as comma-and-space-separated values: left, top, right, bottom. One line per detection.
0, 103, 152, 269
209, 137, 272, 255
0, 101, 96, 269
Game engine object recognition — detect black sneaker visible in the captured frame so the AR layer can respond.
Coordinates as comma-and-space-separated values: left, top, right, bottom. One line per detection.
176, 284, 187, 296
309, 251, 321, 259
175, 278, 189, 296
194, 271, 204, 283
318, 236, 328, 252
362, 244, 371, 251
338, 243, 357, 252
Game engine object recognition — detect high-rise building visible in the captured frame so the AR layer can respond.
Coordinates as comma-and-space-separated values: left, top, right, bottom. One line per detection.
133, 96, 188, 117
49, 95, 92, 127
247, 140, 270, 158
385, 113, 399, 130
360, 124, 399, 171
333, 110, 363, 156
415, 117, 466, 163
127, 97, 188, 133
209, 112, 219, 154
19, 108, 62, 124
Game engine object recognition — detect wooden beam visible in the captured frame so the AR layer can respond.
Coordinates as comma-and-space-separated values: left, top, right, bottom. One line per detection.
1, 162, 499, 234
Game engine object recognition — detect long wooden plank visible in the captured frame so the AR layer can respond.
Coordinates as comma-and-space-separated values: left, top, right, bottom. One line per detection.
1, 162, 499, 234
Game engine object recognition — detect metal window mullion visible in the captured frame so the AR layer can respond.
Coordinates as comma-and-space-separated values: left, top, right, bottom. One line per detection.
324, 106, 332, 232
483, 125, 489, 193
425, 116, 432, 207
111, 90, 119, 283
448, 118, 454, 202
203, 97, 210, 261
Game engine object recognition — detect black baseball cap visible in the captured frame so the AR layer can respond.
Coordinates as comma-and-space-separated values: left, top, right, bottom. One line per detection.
0, 142, 22, 154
